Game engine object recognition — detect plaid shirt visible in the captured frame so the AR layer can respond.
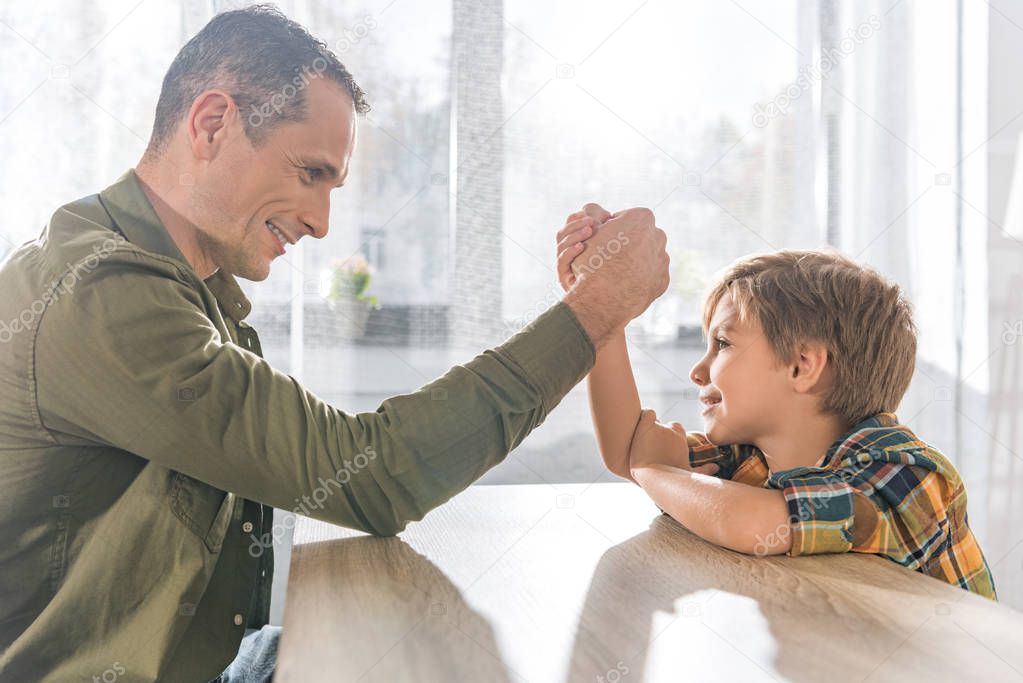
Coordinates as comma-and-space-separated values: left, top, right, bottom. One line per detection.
688, 412, 997, 600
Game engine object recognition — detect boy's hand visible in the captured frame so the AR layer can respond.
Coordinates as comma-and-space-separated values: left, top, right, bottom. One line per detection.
556, 203, 613, 291
628, 409, 719, 477
559, 203, 670, 347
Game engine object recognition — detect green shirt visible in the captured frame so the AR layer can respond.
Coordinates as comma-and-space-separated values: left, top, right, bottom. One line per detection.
0, 170, 595, 682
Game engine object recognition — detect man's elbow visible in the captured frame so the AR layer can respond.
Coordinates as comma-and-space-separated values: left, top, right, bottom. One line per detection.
311, 508, 406, 537
365, 520, 404, 537
317, 493, 413, 537
362, 502, 420, 537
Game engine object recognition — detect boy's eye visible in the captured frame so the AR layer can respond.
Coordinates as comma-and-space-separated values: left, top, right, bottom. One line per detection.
715, 337, 729, 350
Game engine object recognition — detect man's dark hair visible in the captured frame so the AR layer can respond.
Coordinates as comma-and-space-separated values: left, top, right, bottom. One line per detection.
145, 4, 369, 157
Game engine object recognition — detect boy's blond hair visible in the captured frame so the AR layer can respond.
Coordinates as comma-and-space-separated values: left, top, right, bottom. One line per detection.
702, 250, 917, 428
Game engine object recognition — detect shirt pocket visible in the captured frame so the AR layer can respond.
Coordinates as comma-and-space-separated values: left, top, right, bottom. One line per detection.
169, 471, 234, 554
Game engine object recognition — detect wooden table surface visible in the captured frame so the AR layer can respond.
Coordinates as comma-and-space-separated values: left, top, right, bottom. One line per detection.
276, 483, 1023, 682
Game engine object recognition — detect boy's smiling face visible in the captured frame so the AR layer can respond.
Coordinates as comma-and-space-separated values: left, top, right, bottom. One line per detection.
689, 294, 793, 445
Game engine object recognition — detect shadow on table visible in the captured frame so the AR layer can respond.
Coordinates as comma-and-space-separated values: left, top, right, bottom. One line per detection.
563, 515, 950, 683
301, 536, 515, 682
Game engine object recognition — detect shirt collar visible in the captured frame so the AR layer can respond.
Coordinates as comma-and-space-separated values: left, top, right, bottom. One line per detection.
97, 168, 252, 322
848, 412, 898, 431
204, 269, 253, 322
822, 411, 900, 462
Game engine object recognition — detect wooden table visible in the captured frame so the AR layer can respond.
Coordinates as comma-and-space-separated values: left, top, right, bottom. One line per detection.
276, 483, 1023, 682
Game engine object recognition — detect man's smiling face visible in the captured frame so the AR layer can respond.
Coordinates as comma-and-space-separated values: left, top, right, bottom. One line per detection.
190, 76, 356, 281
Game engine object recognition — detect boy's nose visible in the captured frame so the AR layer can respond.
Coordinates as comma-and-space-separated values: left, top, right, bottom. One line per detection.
690, 361, 708, 386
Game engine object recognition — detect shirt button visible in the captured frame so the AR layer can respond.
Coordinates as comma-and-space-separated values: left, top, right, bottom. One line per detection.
242, 521, 254, 533
233, 613, 244, 626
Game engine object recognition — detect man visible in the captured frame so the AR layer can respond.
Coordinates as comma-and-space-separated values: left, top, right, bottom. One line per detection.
0, 6, 668, 682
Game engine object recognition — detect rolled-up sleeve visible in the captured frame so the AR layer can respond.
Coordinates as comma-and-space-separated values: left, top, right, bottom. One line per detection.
34, 264, 595, 536
774, 471, 860, 555
772, 461, 926, 559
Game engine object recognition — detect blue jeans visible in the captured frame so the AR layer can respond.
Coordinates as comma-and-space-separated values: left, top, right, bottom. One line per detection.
209, 625, 281, 683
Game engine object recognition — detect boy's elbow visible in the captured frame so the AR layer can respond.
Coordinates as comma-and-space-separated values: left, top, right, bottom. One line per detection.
719, 503, 792, 556
597, 446, 632, 481
610, 461, 634, 482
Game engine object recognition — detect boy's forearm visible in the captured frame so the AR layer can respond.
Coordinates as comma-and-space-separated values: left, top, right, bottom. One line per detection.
631, 464, 792, 555
586, 329, 642, 480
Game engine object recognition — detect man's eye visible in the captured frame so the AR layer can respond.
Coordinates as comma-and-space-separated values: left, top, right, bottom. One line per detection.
302, 167, 321, 183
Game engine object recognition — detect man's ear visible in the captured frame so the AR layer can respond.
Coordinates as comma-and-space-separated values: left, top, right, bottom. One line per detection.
186, 90, 237, 162
789, 340, 830, 394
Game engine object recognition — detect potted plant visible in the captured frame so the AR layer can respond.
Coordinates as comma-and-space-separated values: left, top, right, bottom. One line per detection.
325, 254, 379, 340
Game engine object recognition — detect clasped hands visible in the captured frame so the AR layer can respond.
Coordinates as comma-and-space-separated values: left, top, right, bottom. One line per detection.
555, 202, 719, 479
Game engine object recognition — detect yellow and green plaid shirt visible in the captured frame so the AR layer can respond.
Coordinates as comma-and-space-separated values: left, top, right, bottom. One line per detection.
688, 412, 997, 600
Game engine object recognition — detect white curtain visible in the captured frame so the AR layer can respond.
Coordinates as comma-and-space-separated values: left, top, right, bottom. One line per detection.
1, 0, 1004, 611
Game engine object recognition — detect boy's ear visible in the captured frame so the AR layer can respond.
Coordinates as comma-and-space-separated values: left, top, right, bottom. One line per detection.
789, 340, 830, 394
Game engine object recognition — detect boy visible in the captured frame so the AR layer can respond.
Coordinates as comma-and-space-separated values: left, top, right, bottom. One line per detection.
555, 206, 996, 600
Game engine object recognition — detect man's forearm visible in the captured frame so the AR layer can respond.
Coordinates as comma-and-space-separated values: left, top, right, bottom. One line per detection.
38, 259, 598, 540
351, 301, 597, 533
632, 464, 792, 555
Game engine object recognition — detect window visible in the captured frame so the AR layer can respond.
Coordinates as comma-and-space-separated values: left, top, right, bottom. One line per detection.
0, 0, 984, 490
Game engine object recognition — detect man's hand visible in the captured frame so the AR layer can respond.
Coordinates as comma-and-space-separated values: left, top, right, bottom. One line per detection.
559, 203, 670, 348
628, 409, 719, 478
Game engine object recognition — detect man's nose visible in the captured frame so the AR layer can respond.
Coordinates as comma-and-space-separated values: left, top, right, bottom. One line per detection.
299, 192, 331, 239
300, 218, 327, 240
